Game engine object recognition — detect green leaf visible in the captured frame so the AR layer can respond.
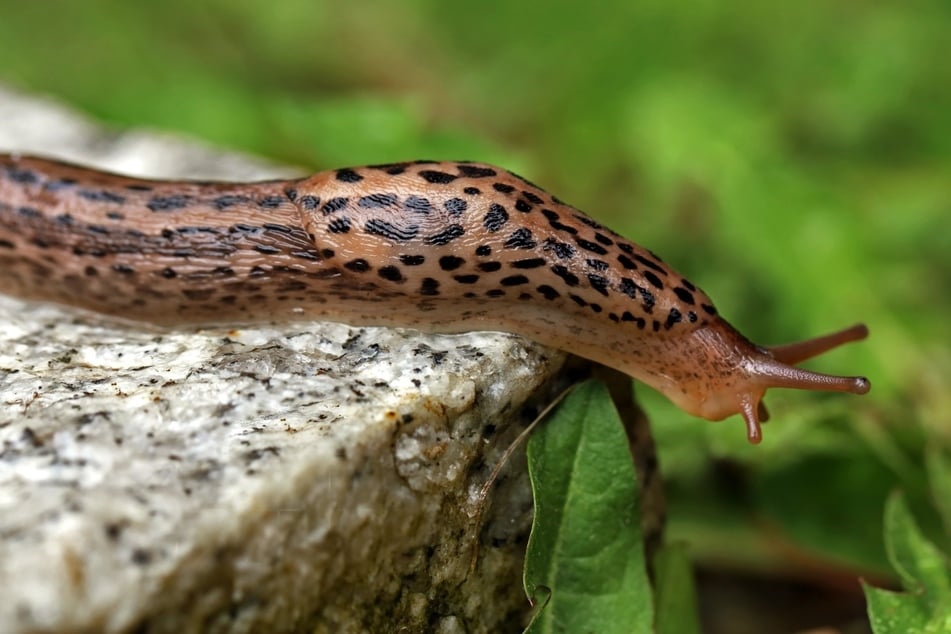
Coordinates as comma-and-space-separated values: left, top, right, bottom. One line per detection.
653, 543, 701, 634
524, 380, 653, 634
925, 448, 951, 541
864, 491, 951, 634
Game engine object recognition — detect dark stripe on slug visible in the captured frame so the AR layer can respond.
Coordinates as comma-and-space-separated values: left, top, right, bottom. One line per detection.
405, 196, 433, 214
511, 258, 546, 269
321, 197, 349, 215
536, 285, 560, 300
618, 254, 638, 270
586, 259, 608, 271
522, 191, 544, 205
500, 275, 529, 286
483, 204, 509, 232
574, 238, 608, 255
365, 219, 420, 242
574, 214, 603, 230
254, 245, 281, 255
358, 193, 398, 208
644, 271, 664, 289
587, 274, 610, 296
493, 183, 515, 194
635, 254, 667, 274
79, 190, 126, 204
478, 261, 502, 272
258, 196, 285, 209
213, 195, 251, 210
550, 265, 579, 287
673, 287, 695, 304
594, 232, 614, 246
147, 195, 192, 212
453, 274, 480, 284
424, 224, 465, 246
463, 187, 481, 195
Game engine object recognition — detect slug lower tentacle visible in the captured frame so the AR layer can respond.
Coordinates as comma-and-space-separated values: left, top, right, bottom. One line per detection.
0, 154, 870, 443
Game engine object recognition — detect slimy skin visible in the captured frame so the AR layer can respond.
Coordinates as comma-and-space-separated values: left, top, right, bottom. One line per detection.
0, 154, 870, 443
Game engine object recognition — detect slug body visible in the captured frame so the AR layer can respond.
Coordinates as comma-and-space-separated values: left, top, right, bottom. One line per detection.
0, 154, 869, 442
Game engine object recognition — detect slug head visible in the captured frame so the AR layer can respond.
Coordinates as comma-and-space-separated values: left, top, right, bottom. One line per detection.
659, 322, 870, 444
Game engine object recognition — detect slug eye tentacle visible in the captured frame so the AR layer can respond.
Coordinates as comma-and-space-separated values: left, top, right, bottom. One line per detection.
739, 324, 871, 444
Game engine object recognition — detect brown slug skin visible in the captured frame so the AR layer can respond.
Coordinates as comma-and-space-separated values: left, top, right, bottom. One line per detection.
0, 154, 870, 443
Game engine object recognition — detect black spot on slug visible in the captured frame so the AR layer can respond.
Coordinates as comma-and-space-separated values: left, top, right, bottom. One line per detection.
483, 204, 509, 232
298, 195, 320, 210
543, 238, 575, 260
522, 191, 544, 205
400, 254, 426, 266
673, 287, 695, 305
419, 170, 457, 184
439, 255, 465, 271
345, 259, 371, 273
665, 308, 683, 330
328, 218, 351, 233
453, 274, 480, 284
463, 187, 481, 195
504, 228, 536, 249
477, 261, 502, 272
500, 275, 529, 287
514, 199, 532, 213
475, 245, 492, 256
574, 237, 608, 255
444, 198, 468, 215
405, 195, 434, 214
644, 270, 664, 289
420, 278, 440, 296
492, 183, 515, 194
336, 168, 363, 183
587, 274, 610, 296
458, 165, 497, 178
536, 285, 560, 300
378, 265, 404, 282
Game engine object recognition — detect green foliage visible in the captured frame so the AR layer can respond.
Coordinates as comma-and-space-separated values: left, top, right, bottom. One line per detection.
524, 380, 653, 633
863, 490, 951, 633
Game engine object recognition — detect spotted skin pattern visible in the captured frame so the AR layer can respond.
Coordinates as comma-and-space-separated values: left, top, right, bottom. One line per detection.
0, 155, 870, 443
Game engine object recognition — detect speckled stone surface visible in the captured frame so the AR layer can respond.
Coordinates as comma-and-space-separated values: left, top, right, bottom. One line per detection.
0, 85, 569, 633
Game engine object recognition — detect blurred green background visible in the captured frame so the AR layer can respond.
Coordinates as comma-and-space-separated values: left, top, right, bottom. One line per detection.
1, 0, 948, 630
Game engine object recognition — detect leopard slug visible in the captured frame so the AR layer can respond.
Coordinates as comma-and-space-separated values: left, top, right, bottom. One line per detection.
0, 154, 870, 443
